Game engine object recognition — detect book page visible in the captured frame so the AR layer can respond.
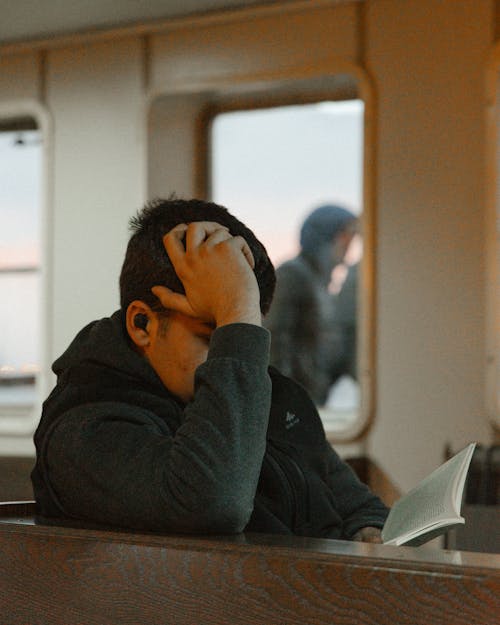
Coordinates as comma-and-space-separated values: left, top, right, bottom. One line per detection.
382, 478, 449, 542
382, 443, 476, 545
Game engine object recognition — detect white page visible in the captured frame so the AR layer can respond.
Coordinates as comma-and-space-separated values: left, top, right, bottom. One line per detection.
382, 443, 476, 545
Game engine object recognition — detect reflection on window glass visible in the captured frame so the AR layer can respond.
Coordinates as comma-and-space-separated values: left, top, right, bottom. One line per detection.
211, 100, 363, 427
0, 128, 42, 406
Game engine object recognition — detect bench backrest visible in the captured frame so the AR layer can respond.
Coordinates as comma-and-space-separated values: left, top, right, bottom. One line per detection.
0, 512, 498, 625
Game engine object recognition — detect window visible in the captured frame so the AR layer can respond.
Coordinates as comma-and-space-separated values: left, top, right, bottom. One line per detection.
0, 122, 42, 410
210, 100, 364, 432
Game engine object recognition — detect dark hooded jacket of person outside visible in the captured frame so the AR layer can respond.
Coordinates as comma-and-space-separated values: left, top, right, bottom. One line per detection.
264, 205, 357, 405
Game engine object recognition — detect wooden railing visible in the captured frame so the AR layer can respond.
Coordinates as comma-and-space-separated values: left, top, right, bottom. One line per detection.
0, 502, 499, 625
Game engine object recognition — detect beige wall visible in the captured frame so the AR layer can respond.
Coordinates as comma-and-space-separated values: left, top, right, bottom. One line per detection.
46, 38, 145, 358
367, 1, 494, 487
0, 0, 496, 491
148, 93, 212, 199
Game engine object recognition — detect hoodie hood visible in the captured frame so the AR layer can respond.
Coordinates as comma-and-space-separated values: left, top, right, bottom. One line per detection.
298, 204, 356, 284
299, 204, 356, 254
52, 310, 161, 390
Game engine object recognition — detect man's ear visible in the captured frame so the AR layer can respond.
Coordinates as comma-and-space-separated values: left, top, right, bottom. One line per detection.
126, 301, 153, 349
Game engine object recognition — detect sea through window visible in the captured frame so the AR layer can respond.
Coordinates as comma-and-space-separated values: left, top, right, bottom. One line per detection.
210, 100, 364, 432
0, 121, 42, 411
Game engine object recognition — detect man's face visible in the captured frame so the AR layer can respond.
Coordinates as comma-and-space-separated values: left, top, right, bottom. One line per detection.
146, 311, 214, 403
331, 227, 356, 265
132, 219, 262, 402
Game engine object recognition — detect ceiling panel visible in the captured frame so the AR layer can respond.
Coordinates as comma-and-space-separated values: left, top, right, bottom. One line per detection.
0, 0, 292, 45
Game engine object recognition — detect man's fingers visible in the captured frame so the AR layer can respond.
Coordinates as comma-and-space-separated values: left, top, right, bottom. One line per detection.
202, 229, 255, 268
241, 241, 255, 269
231, 235, 255, 269
164, 222, 250, 268
185, 221, 229, 250
151, 286, 197, 318
156, 220, 260, 327
163, 224, 188, 264
204, 227, 233, 247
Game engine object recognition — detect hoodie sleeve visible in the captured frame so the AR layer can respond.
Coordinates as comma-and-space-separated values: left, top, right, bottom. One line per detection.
324, 443, 389, 539
42, 323, 272, 534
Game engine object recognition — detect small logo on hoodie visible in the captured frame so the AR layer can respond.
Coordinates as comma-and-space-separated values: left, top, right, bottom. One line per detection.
285, 411, 300, 429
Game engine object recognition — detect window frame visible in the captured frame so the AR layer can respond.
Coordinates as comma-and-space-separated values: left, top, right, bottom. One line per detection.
485, 48, 500, 432
199, 85, 377, 443
0, 101, 52, 436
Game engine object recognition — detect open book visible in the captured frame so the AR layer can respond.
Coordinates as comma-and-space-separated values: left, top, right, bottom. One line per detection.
381, 443, 476, 547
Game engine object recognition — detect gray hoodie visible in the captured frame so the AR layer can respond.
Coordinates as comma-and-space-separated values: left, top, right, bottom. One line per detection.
32, 311, 387, 537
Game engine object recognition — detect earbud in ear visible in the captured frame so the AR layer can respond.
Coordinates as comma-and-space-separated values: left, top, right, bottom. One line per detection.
134, 313, 148, 331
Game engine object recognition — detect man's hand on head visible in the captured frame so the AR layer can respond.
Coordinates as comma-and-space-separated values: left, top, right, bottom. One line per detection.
152, 221, 262, 328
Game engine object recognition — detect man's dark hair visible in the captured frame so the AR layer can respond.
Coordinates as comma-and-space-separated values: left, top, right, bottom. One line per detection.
120, 197, 276, 315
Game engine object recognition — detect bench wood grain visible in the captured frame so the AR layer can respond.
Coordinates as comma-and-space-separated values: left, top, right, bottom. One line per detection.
0, 509, 498, 625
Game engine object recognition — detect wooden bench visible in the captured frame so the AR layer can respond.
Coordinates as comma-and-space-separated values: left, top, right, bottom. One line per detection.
0, 502, 499, 625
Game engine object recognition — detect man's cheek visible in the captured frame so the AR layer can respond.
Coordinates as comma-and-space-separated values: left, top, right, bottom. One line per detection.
196, 347, 210, 369
188, 347, 209, 375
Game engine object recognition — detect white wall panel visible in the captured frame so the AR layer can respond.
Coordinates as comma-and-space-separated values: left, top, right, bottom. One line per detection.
366, 0, 493, 491
148, 93, 211, 199
150, 3, 359, 93
46, 38, 145, 361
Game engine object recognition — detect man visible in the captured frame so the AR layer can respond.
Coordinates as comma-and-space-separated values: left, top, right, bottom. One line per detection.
264, 205, 357, 405
329, 261, 359, 385
32, 198, 387, 541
